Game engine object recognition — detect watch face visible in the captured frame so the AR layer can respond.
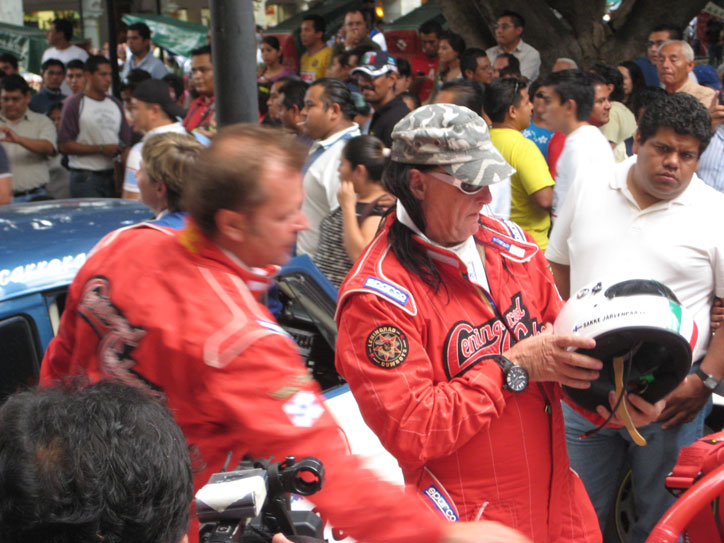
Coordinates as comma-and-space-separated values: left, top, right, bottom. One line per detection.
506, 366, 529, 392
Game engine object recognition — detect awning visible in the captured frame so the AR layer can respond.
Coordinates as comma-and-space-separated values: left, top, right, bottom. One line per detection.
121, 14, 208, 58
0, 22, 47, 74
385, 0, 445, 31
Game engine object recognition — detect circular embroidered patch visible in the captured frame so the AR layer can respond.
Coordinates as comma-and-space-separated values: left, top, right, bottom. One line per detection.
366, 325, 409, 369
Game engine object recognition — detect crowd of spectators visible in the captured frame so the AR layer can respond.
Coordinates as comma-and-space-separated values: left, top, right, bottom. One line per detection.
3, 6, 724, 543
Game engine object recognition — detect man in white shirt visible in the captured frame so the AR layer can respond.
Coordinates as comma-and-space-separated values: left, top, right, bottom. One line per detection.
120, 22, 168, 82
58, 55, 131, 198
296, 78, 360, 255
546, 92, 724, 543
42, 18, 88, 96
122, 79, 189, 200
540, 69, 615, 219
485, 10, 541, 83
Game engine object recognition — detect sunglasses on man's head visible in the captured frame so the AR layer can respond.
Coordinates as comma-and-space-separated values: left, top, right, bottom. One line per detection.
426, 170, 486, 195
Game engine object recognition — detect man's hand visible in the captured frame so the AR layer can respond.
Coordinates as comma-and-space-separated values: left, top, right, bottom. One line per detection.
711, 298, 724, 331
657, 375, 710, 429
505, 325, 602, 389
709, 92, 724, 129
0, 125, 20, 144
100, 144, 121, 158
596, 390, 666, 427
442, 520, 532, 543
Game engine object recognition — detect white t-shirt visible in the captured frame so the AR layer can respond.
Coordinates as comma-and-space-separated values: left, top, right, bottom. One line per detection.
546, 155, 724, 361
123, 122, 190, 192
66, 96, 124, 171
553, 124, 615, 219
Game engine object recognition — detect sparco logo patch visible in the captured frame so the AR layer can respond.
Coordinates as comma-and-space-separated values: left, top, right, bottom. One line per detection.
423, 484, 459, 522
366, 325, 409, 369
363, 276, 409, 305
78, 276, 152, 391
443, 293, 541, 379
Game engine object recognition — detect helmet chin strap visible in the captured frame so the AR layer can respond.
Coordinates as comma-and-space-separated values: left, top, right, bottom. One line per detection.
580, 343, 647, 446
614, 355, 647, 446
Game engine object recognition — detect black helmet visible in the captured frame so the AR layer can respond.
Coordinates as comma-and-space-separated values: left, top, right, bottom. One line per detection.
554, 278, 697, 413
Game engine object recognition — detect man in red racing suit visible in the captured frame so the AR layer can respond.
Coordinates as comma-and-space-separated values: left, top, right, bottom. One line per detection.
335, 103, 611, 543
41, 125, 528, 543
336, 213, 601, 543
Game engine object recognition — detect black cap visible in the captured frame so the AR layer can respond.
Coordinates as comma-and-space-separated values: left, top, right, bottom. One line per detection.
132, 79, 185, 121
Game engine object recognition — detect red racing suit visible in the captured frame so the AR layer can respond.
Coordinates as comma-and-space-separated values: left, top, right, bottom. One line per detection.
335, 213, 601, 543
41, 221, 445, 543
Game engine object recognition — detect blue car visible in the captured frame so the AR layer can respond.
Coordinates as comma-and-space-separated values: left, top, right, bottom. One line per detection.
0, 198, 403, 543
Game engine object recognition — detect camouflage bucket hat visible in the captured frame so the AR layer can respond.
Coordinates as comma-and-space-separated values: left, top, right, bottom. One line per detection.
390, 103, 515, 187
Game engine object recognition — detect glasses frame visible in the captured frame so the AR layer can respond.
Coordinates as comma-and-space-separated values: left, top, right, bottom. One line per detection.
426, 169, 486, 195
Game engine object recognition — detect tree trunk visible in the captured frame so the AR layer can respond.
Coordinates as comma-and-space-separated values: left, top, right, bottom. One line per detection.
436, 0, 709, 76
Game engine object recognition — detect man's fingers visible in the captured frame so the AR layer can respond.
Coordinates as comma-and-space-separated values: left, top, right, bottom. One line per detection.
554, 333, 596, 351
562, 351, 603, 371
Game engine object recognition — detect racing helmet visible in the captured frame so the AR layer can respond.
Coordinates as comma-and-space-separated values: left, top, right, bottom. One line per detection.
554, 278, 697, 413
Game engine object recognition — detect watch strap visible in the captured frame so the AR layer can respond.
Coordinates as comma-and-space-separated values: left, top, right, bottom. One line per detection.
695, 367, 719, 391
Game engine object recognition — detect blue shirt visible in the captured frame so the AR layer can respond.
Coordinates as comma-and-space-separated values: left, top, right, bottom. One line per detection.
633, 57, 660, 87
121, 52, 169, 81
521, 120, 555, 159
698, 125, 724, 193
29, 88, 67, 115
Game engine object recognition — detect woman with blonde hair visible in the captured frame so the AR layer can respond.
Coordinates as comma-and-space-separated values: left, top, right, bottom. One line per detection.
138, 132, 204, 228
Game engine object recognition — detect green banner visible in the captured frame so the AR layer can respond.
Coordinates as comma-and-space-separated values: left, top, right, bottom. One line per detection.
0, 22, 47, 74
122, 14, 208, 58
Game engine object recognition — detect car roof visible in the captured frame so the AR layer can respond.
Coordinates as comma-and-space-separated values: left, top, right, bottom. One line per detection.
0, 199, 153, 301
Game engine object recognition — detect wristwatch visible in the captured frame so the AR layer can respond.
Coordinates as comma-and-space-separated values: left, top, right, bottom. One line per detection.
492, 355, 529, 393
695, 367, 720, 392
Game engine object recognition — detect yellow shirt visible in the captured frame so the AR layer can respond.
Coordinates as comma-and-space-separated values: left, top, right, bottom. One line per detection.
300, 46, 332, 83
490, 128, 555, 250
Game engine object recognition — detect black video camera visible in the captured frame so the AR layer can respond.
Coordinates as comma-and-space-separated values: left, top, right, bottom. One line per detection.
196, 456, 325, 543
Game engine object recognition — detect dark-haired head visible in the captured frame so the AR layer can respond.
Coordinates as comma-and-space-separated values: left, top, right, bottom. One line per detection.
0, 379, 193, 543
343, 135, 386, 182
590, 62, 624, 101
85, 54, 111, 74
439, 31, 466, 57
438, 79, 487, 118
542, 69, 595, 121
310, 77, 357, 121
485, 78, 525, 123
637, 92, 711, 155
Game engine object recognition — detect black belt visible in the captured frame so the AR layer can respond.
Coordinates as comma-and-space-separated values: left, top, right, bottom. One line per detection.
69, 168, 114, 174
13, 185, 46, 197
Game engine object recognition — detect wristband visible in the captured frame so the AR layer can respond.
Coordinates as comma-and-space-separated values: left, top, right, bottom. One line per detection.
99, 144, 104, 153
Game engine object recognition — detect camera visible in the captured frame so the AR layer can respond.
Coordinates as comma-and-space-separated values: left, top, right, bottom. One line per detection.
196, 456, 325, 543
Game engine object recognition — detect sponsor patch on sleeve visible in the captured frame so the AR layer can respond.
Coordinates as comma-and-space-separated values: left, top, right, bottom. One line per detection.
366, 325, 409, 369
491, 235, 526, 258
281, 391, 324, 427
363, 276, 409, 306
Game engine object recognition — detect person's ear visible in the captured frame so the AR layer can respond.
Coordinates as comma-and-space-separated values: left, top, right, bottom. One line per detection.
408, 169, 427, 199
215, 209, 249, 243
633, 130, 641, 154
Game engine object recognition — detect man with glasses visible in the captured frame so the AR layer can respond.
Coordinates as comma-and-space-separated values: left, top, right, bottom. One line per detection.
485, 10, 540, 83
634, 23, 683, 87
335, 103, 666, 542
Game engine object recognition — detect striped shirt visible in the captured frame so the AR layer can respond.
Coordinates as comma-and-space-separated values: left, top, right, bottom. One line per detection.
698, 124, 724, 193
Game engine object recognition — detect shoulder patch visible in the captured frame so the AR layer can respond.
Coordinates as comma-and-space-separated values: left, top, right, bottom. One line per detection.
282, 391, 324, 427
366, 325, 409, 369
499, 218, 527, 242
363, 276, 409, 306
